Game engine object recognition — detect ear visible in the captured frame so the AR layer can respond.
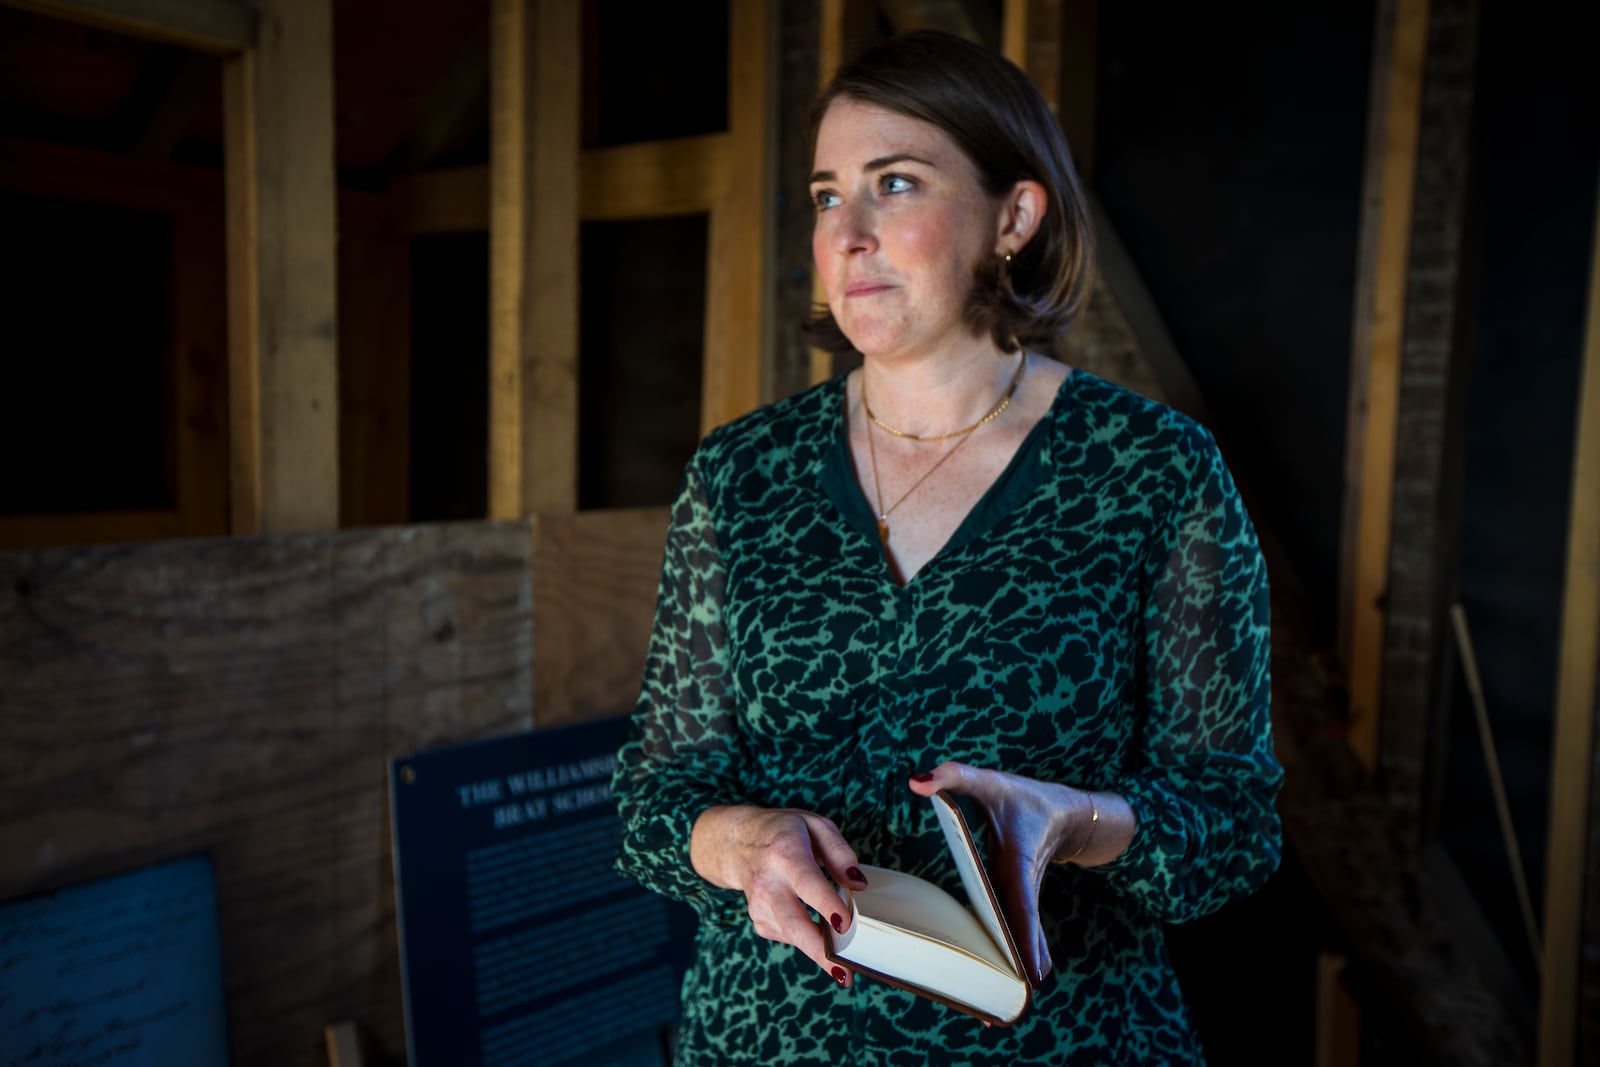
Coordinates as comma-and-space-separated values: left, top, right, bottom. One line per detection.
994, 179, 1048, 256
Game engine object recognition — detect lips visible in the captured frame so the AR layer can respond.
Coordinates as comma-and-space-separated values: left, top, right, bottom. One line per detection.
844, 281, 895, 297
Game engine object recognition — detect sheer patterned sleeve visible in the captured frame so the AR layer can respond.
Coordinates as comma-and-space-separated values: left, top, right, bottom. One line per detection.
612, 459, 750, 926
1092, 426, 1283, 923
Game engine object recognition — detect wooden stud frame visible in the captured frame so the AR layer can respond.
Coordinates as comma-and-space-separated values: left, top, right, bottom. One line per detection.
1539, 175, 1600, 1067
0, 0, 340, 538
1339, 0, 1431, 771
808, 0, 878, 387
700, 0, 773, 435
484, 1, 775, 516
488, 0, 581, 518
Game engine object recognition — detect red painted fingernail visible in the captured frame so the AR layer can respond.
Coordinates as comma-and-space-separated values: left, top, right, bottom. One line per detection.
846, 866, 867, 885
912, 772, 935, 782
830, 912, 846, 934
832, 966, 848, 986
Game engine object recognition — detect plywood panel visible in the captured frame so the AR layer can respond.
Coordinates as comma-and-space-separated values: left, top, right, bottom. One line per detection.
531, 508, 668, 728
0, 522, 534, 1066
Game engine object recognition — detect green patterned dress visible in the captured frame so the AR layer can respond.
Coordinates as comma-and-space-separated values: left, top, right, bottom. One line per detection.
612, 369, 1282, 1065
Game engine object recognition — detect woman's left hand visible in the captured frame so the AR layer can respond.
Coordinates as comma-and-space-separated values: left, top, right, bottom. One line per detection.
908, 761, 1132, 986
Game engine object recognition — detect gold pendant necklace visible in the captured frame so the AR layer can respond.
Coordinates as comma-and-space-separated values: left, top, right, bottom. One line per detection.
863, 354, 1026, 546
863, 351, 1026, 440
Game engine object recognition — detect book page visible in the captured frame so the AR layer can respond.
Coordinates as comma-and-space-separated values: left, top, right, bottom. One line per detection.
841, 866, 1010, 972
931, 792, 1022, 979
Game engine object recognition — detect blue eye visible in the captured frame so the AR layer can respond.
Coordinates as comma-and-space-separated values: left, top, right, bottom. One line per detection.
813, 190, 841, 211
881, 174, 914, 194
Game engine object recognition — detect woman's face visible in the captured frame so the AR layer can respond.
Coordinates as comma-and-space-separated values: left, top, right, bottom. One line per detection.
810, 98, 1005, 362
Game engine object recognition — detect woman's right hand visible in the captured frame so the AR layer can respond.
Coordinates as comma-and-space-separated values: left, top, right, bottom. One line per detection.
690, 804, 870, 987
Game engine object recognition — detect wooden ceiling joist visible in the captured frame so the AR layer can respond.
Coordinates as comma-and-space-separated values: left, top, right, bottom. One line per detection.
1, 0, 255, 53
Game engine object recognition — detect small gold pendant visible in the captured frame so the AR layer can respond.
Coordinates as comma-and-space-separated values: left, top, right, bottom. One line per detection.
876, 518, 890, 545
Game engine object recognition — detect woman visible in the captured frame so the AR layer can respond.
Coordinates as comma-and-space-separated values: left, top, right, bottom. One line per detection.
613, 30, 1281, 1066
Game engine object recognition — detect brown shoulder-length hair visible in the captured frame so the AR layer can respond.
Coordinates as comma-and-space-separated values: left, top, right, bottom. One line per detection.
804, 30, 1093, 356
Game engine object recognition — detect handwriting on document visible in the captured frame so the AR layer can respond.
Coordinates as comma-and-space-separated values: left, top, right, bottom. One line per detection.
1, 855, 228, 1067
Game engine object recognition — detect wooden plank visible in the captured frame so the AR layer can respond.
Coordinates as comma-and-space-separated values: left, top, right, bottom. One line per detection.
581, 134, 730, 221
221, 0, 340, 536
1539, 175, 1600, 1067
1340, 0, 1430, 772
488, 0, 580, 518
1, 0, 255, 53
323, 1022, 363, 1067
394, 138, 731, 236
531, 508, 668, 727
701, 0, 772, 429
1314, 954, 1361, 1067
809, 0, 876, 387
0, 521, 534, 1067
1002, 0, 1060, 113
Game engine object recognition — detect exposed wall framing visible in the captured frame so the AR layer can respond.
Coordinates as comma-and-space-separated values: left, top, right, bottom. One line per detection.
1375, 0, 1481, 844
3, 0, 340, 538
1541, 172, 1600, 1067
0, 138, 230, 549
1340, 0, 1432, 774
222, 0, 340, 534
487, 0, 580, 517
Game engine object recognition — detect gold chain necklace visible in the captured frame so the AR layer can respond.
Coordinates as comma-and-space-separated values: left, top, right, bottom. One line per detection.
863, 354, 1027, 546
862, 353, 1027, 441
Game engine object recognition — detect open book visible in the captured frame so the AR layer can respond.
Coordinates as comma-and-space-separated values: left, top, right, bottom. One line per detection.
822, 791, 1031, 1026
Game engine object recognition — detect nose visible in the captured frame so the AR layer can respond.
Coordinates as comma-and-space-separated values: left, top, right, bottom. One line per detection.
829, 199, 877, 256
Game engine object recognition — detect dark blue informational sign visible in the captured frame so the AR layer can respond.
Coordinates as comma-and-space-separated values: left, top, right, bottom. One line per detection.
0, 854, 229, 1067
390, 716, 694, 1067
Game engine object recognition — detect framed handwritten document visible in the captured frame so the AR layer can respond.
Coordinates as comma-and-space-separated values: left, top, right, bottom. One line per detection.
0, 854, 229, 1066
390, 716, 693, 1067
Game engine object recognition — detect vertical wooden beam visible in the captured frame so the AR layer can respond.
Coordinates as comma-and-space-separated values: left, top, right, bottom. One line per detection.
222, 0, 340, 535
701, 0, 772, 430
808, 0, 876, 387
1340, 0, 1431, 771
1314, 954, 1362, 1067
1539, 176, 1600, 1067
1002, 0, 1061, 114
489, 0, 580, 517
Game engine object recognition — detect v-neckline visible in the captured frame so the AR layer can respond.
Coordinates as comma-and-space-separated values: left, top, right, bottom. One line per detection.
820, 369, 1083, 586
